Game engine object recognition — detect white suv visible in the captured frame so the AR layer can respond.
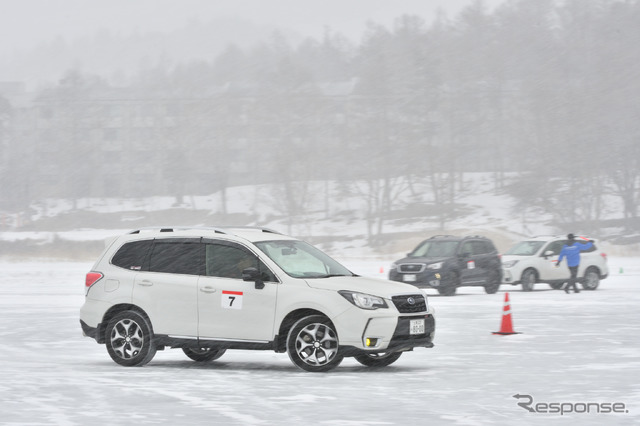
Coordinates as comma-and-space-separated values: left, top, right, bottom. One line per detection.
80, 227, 436, 372
501, 235, 609, 291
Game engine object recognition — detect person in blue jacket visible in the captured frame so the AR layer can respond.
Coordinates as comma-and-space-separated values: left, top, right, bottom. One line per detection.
556, 233, 594, 293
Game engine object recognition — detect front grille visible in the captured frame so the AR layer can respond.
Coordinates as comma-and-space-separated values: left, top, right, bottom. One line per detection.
392, 294, 427, 313
398, 263, 426, 273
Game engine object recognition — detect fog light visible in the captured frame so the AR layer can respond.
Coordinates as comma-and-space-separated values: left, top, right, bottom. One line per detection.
365, 338, 378, 347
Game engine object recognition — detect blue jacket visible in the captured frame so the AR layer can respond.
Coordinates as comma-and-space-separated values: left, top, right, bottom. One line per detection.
557, 241, 593, 267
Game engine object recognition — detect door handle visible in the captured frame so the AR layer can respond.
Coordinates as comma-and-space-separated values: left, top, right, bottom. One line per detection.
138, 280, 154, 286
200, 286, 217, 293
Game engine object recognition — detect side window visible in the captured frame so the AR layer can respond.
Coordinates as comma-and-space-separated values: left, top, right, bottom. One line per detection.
460, 241, 474, 256
544, 241, 566, 256
206, 244, 277, 282
580, 241, 597, 253
112, 240, 153, 270
484, 241, 496, 254
149, 241, 204, 275
471, 241, 492, 255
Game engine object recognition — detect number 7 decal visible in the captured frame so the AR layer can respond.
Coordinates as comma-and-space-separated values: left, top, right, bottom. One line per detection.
222, 290, 243, 309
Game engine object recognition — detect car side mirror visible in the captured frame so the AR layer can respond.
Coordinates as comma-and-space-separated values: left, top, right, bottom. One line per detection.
543, 250, 554, 258
242, 267, 265, 289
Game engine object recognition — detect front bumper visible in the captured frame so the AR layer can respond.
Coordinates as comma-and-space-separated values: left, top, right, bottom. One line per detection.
340, 313, 435, 356
502, 268, 521, 284
389, 270, 444, 288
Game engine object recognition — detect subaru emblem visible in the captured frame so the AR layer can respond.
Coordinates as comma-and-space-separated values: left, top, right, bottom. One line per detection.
407, 297, 415, 305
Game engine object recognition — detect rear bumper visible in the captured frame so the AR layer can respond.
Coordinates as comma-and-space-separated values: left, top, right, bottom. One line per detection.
80, 320, 105, 344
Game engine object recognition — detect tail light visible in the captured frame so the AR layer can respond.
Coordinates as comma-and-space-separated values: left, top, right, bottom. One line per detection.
85, 272, 103, 288
600, 253, 608, 262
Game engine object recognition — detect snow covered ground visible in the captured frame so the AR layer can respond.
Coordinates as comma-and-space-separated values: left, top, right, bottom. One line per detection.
1, 258, 638, 425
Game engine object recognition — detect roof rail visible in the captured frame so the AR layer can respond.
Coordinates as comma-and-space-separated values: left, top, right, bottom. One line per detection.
430, 235, 455, 239
127, 226, 282, 236
223, 226, 282, 235
128, 226, 228, 235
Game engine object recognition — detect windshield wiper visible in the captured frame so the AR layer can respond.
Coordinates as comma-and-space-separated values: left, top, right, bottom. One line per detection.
300, 273, 354, 279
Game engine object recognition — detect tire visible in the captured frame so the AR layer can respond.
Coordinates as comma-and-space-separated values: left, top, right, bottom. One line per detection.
521, 269, 537, 292
549, 283, 564, 290
182, 347, 226, 362
105, 310, 157, 367
438, 271, 458, 296
582, 267, 600, 290
286, 315, 343, 372
484, 270, 501, 294
437, 286, 457, 296
354, 352, 402, 368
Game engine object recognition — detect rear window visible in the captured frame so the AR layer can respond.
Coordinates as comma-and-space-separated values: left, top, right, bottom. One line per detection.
544, 239, 597, 256
149, 241, 204, 275
112, 240, 153, 270
460, 240, 495, 255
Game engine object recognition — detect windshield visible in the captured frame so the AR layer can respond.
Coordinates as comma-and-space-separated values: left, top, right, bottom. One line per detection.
255, 240, 353, 279
409, 240, 459, 258
505, 241, 545, 256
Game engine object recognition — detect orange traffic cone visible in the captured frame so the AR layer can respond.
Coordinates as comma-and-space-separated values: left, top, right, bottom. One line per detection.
492, 292, 521, 335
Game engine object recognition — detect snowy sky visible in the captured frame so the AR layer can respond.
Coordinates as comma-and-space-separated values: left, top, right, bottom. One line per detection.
0, 0, 505, 55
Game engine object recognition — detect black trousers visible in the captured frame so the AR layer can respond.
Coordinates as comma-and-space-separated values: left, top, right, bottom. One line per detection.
565, 266, 580, 292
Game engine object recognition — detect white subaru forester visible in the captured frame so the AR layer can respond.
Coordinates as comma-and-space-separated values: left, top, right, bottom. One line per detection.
501, 235, 609, 291
80, 227, 436, 372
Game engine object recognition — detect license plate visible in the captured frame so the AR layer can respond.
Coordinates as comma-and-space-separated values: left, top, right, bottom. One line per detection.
410, 319, 425, 335
403, 274, 417, 282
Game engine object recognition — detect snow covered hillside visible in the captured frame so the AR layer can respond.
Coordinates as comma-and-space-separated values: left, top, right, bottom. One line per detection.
2, 173, 639, 260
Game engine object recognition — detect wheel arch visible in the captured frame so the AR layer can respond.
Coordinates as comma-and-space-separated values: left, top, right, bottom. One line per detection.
583, 265, 601, 277
98, 304, 152, 344
581, 265, 602, 290
274, 308, 331, 353
521, 267, 539, 280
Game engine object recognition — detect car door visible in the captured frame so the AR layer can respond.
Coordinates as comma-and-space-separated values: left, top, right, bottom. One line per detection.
538, 240, 567, 280
472, 240, 499, 283
458, 240, 485, 284
132, 238, 203, 337
571, 240, 597, 276
197, 241, 279, 342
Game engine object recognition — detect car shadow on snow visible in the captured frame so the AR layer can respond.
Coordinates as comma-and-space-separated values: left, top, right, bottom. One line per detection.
425, 287, 560, 297
143, 359, 430, 374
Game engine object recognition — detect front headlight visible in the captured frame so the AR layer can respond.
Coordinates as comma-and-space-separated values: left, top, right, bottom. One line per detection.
427, 262, 443, 270
338, 290, 388, 310
502, 260, 519, 268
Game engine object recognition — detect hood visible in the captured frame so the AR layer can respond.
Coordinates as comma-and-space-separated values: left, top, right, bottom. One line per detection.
501, 254, 519, 261
501, 254, 534, 262
305, 275, 423, 298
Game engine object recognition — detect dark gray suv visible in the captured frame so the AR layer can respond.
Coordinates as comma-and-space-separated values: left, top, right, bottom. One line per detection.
388, 235, 502, 296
